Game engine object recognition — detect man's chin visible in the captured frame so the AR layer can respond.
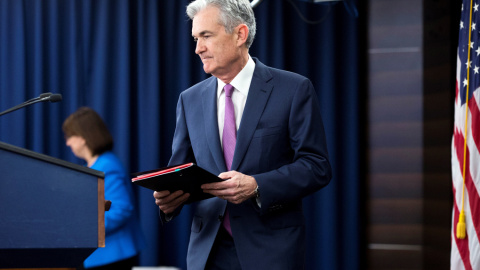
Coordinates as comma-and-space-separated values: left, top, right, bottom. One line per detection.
202, 65, 212, 74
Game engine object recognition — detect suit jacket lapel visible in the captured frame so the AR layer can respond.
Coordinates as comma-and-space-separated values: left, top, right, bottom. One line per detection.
201, 77, 227, 172
232, 60, 273, 170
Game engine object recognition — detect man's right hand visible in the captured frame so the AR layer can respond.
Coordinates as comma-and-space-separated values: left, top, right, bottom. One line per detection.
153, 190, 190, 214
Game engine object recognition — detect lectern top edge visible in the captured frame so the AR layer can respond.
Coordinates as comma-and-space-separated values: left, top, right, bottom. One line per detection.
0, 141, 104, 178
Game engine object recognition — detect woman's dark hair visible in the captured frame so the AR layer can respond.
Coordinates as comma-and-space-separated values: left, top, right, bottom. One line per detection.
62, 107, 113, 156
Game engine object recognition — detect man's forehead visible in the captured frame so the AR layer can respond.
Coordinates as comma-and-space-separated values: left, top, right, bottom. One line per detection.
192, 19, 223, 37
192, 30, 215, 37
191, 6, 222, 32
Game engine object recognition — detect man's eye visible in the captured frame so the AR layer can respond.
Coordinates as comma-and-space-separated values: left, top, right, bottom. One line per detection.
193, 38, 198, 42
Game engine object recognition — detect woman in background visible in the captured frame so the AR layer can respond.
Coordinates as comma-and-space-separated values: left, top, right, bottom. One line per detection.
63, 107, 145, 270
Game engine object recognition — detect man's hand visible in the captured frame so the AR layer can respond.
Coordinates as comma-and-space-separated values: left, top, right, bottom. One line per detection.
153, 190, 190, 214
201, 171, 257, 204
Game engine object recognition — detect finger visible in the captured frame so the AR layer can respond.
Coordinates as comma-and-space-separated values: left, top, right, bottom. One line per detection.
204, 176, 240, 190
155, 190, 183, 204
159, 193, 188, 213
202, 188, 219, 197
204, 185, 233, 195
218, 170, 236, 179
160, 193, 190, 214
155, 190, 184, 206
202, 181, 229, 190
176, 192, 190, 204
153, 190, 170, 199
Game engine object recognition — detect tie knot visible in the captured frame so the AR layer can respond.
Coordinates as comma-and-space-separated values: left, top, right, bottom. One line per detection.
224, 84, 234, 97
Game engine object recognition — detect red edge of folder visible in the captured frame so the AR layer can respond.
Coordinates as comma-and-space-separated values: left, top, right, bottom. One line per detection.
132, 163, 194, 181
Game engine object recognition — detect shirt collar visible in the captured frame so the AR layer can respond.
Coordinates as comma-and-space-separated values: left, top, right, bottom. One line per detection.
217, 56, 256, 98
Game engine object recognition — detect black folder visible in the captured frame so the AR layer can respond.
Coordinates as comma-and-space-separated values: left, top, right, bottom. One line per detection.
131, 163, 222, 204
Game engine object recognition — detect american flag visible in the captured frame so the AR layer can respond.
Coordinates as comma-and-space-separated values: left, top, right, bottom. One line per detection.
452, 1, 480, 269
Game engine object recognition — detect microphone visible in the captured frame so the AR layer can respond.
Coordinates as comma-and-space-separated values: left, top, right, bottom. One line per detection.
36, 93, 62, 103
0, 92, 63, 117
40, 92, 53, 98
46, 93, 62, 103
32, 92, 53, 101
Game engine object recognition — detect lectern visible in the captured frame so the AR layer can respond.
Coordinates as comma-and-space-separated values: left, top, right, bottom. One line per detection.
0, 141, 105, 268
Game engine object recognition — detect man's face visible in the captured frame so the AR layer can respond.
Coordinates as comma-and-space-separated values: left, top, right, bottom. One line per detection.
192, 6, 242, 79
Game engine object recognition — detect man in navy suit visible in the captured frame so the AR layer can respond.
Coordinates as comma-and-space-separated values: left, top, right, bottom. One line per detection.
154, 0, 332, 269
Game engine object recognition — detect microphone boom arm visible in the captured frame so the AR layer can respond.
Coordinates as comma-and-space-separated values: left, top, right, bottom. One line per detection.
0, 93, 62, 117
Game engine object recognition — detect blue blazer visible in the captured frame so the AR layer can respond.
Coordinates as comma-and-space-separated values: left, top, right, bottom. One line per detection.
85, 152, 145, 268
166, 58, 332, 270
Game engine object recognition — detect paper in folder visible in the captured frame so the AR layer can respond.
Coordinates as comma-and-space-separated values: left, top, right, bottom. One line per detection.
131, 163, 222, 204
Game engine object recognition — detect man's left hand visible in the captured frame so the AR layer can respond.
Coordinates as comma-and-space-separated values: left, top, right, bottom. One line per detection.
201, 170, 257, 204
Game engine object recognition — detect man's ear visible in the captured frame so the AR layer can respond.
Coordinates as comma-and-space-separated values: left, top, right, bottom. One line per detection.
236, 24, 249, 47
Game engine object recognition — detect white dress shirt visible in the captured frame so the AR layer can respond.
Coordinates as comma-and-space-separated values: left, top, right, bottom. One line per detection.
217, 56, 256, 147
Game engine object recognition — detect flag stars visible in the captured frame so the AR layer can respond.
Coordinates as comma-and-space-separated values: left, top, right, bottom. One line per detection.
473, 23, 477, 31
464, 78, 469, 87
475, 66, 479, 74
466, 60, 473, 69
471, 41, 475, 49
475, 3, 479, 12
476, 46, 480, 56
461, 21, 465, 29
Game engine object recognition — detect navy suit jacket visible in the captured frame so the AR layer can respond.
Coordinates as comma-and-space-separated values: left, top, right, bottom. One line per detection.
166, 58, 332, 270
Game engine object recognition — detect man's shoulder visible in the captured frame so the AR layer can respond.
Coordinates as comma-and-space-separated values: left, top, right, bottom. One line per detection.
182, 75, 216, 96
253, 57, 309, 83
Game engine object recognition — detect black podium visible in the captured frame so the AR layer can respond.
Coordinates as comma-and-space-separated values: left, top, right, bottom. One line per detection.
0, 141, 105, 269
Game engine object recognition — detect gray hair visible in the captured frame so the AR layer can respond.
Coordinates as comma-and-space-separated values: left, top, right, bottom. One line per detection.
186, 0, 256, 48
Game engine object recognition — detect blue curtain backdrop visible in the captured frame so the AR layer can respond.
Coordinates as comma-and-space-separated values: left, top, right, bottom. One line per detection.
0, 0, 361, 269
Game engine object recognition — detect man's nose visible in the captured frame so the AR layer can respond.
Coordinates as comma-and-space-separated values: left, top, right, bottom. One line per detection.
195, 40, 204, 54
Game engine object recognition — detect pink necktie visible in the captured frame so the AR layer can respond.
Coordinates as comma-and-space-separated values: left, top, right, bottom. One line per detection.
222, 84, 235, 236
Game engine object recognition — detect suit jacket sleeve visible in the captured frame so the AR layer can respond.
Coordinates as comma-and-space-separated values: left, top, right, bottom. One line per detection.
251, 77, 332, 215
159, 92, 195, 223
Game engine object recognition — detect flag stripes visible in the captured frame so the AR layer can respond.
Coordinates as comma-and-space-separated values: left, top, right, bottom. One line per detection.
452, 1, 480, 266
454, 126, 480, 240
452, 188, 473, 270
453, 78, 480, 269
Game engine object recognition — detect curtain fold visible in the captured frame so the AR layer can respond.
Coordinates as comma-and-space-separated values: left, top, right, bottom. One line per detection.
0, 0, 360, 269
